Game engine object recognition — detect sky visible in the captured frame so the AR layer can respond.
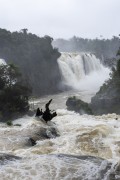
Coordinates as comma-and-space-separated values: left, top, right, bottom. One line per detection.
0, 0, 120, 39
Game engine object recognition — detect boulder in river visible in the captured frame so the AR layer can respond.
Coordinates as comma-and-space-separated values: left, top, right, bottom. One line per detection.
0, 153, 21, 165
28, 127, 60, 146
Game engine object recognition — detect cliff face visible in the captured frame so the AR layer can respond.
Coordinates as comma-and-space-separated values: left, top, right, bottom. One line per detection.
91, 58, 120, 115
103, 58, 117, 68
66, 85, 120, 115
91, 86, 120, 115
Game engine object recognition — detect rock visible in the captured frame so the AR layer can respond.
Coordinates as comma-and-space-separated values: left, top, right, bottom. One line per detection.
0, 153, 21, 165
103, 57, 117, 68
28, 127, 59, 146
55, 154, 116, 180
91, 86, 120, 115
91, 58, 120, 115
29, 138, 37, 146
57, 154, 104, 163
66, 96, 93, 115
46, 127, 60, 138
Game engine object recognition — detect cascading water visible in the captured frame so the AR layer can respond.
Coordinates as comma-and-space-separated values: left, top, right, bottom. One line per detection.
0, 54, 119, 179
57, 53, 110, 92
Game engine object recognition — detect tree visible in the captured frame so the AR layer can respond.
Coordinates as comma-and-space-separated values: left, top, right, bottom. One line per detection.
0, 64, 31, 121
97, 47, 120, 95
20, 28, 28, 35
0, 28, 61, 96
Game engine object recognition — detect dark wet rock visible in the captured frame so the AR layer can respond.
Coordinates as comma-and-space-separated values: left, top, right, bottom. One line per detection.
107, 164, 120, 180
114, 164, 120, 180
91, 96, 120, 115
66, 96, 93, 115
1, 120, 60, 149
91, 58, 120, 115
46, 127, 60, 138
28, 138, 37, 146
28, 127, 59, 146
55, 154, 118, 180
103, 57, 117, 68
0, 153, 21, 165
91, 86, 120, 115
57, 154, 104, 164
66, 89, 120, 115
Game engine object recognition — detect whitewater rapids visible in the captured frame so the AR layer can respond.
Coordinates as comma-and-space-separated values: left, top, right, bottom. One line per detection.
0, 53, 119, 179
0, 96, 120, 179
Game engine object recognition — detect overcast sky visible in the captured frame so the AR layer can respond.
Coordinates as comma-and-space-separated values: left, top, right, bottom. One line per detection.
0, 0, 120, 39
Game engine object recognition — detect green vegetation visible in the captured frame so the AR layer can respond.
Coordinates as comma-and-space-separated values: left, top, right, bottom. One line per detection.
0, 28, 61, 96
0, 63, 31, 121
14, 124, 21, 126
98, 49, 120, 94
53, 36, 120, 61
91, 48, 120, 114
66, 96, 93, 115
6, 120, 13, 126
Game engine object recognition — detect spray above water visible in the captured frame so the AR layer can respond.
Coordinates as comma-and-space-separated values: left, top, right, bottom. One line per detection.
0, 59, 6, 65
58, 53, 110, 92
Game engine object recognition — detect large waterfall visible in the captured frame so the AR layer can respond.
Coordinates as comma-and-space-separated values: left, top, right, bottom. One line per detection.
57, 52, 110, 92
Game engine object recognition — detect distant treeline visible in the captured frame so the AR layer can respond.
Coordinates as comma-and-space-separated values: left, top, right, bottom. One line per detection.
0, 28, 61, 96
53, 36, 120, 64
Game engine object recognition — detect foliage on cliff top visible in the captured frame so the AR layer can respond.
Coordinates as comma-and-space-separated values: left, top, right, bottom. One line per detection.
53, 36, 120, 61
0, 63, 31, 121
0, 28, 61, 96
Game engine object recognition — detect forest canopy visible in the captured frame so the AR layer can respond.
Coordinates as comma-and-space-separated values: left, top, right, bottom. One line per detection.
0, 28, 61, 96
53, 36, 120, 63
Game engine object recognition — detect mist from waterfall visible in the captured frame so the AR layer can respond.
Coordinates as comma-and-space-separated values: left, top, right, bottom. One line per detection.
0, 59, 6, 65
57, 53, 110, 92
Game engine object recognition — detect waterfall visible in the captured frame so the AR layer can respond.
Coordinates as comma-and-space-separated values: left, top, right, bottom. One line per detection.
57, 52, 110, 92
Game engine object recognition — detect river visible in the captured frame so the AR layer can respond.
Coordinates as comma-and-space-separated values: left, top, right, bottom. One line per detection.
0, 90, 119, 180
0, 53, 119, 179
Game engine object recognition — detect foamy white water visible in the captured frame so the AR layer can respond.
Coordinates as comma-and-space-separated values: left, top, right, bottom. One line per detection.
58, 53, 110, 92
0, 53, 119, 179
0, 102, 119, 179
